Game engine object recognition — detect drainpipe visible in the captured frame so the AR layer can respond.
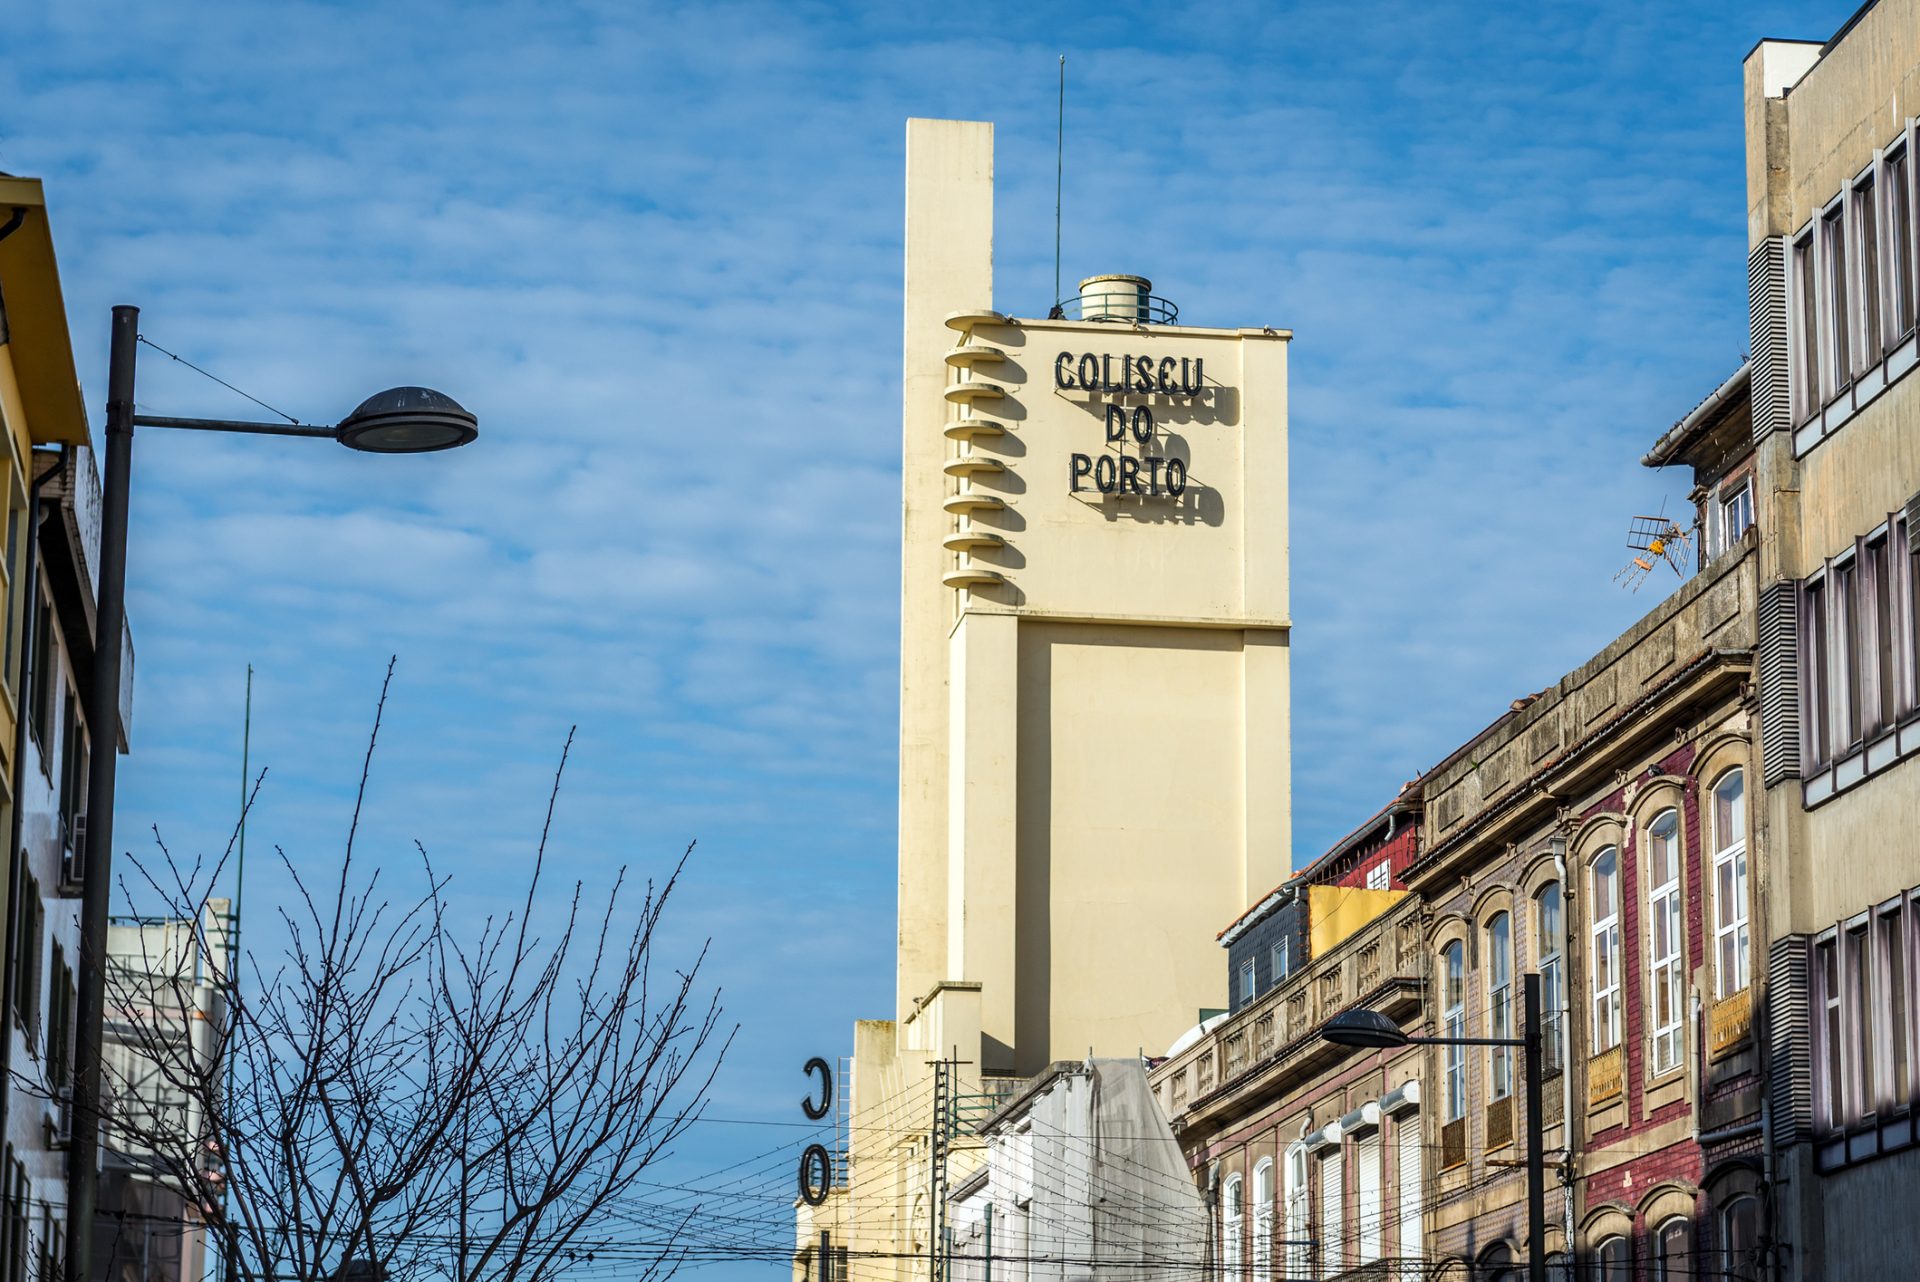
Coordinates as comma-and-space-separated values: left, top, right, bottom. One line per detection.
0, 447, 67, 1152
1553, 834, 1574, 1260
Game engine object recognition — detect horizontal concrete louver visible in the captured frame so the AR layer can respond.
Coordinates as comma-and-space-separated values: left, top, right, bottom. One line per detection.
1748, 238, 1790, 441
1767, 935, 1811, 1148
1758, 580, 1802, 784
1907, 491, 1920, 554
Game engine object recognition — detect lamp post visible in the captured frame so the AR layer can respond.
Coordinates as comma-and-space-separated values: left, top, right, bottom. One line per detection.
1321, 972, 1547, 1282
64, 305, 478, 1282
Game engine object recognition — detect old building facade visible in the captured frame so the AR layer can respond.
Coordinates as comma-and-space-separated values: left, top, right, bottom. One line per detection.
1150, 802, 1429, 1280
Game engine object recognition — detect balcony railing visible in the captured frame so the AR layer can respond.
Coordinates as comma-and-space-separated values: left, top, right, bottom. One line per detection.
1151, 897, 1427, 1118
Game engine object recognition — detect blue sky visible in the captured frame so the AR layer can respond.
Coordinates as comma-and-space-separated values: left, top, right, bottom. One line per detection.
3, 0, 1859, 1276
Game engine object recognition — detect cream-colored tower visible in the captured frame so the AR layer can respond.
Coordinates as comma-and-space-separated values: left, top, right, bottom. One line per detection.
794, 119, 1291, 1282
900, 118, 1291, 1076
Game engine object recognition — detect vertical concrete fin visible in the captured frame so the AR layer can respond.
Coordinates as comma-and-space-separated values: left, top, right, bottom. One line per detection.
898, 119, 994, 1022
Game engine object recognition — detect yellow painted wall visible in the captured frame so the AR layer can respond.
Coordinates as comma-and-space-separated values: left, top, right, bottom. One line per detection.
899, 117, 1292, 1076
1307, 884, 1408, 957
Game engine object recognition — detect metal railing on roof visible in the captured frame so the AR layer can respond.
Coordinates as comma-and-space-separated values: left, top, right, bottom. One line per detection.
1048, 292, 1180, 325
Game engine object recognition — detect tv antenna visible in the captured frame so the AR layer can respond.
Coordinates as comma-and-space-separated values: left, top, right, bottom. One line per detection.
1613, 509, 1694, 592
1051, 54, 1066, 317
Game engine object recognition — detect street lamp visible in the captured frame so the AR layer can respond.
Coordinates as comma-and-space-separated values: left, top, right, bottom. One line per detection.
1322, 972, 1548, 1282
64, 304, 477, 1282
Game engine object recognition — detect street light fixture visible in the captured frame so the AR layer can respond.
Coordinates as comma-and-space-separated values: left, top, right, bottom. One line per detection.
1322, 973, 1549, 1282
64, 305, 477, 1282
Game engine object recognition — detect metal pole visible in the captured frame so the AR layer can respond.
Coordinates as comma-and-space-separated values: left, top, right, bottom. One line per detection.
1524, 972, 1546, 1282
66, 304, 139, 1282
223, 663, 250, 1282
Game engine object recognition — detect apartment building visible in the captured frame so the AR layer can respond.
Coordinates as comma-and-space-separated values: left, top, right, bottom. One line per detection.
0, 176, 117, 1282
1150, 801, 1427, 1281
1742, 3, 1920, 1276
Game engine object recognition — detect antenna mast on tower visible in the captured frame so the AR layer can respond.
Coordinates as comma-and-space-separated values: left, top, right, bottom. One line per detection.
1052, 54, 1066, 317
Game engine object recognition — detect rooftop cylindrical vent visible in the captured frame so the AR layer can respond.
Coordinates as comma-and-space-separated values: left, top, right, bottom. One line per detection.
1057, 275, 1178, 325
1078, 274, 1152, 322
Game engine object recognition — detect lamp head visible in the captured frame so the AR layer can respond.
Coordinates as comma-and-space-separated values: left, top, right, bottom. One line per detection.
334, 386, 478, 454
1320, 1009, 1410, 1050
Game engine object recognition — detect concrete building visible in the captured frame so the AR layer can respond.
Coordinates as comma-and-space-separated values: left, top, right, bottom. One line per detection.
797, 116, 1294, 1282
94, 908, 228, 1282
1741, 2, 1920, 1276
0, 175, 123, 1282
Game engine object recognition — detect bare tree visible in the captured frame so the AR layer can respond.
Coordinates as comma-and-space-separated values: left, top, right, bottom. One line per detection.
96, 664, 730, 1282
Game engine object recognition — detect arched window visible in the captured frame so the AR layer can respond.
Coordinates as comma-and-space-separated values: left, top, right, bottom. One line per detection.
1594, 1234, 1630, 1281
1536, 881, 1564, 1071
1544, 1250, 1573, 1282
1590, 849, 1622, 1052
1283, 1145, 1309, 1280
1647, 809, 1684, 1074
1654, 1217, 1690, 1282
1443, 942, 1466, 1120
1488, 912, 1514, 1101
1477, 1242, 1515, 1281
1720, 1195, 1759, 1280
1251, 1159, 1273, 1278
1221, 1172, 1243, 1280
1712, 769, 1751, 998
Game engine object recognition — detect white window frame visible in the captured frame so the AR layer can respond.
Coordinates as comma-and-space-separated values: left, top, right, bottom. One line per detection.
1251, 1158, 1273, 1278
1221, 1171, 1243, 1280
1365, 861, 1389, 891
1590, 848, 1622, 1053
1718, 480, 1753, 554
1272, 938, 1290, 986
1239, 958, 1257, 1007
1537, 882, 1564, 1072
1487, 912, 1513, 1100
1712, 770, 1750, 999
1283, 1143, 1309, 1281
1442, 942, 1466, 1120
1647, 810, 1684, 1075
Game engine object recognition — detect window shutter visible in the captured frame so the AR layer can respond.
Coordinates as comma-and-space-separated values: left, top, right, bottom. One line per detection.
1749, 237, 1791, 440
1758, 580, 1802, 784
1768, 935, 1811, 1148
1906, 491, 1920, 553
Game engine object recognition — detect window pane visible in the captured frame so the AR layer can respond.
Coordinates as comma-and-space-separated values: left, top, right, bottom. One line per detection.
1857, 176, 1882, 364
1891, 145, 1916, 338
1823, 939, 1845, 1128
1797, 233, 1823, 419
1864, 535, 1897, 733
1825, 206, 1852, 388
1848, 926, 1872, 1118
1882, 909, 1910, 1107
1715, 770, 1745, 845
1807, 577, 1831, 762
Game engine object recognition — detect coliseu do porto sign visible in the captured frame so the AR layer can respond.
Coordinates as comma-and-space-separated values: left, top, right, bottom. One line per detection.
1052, 350, 1217, 498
